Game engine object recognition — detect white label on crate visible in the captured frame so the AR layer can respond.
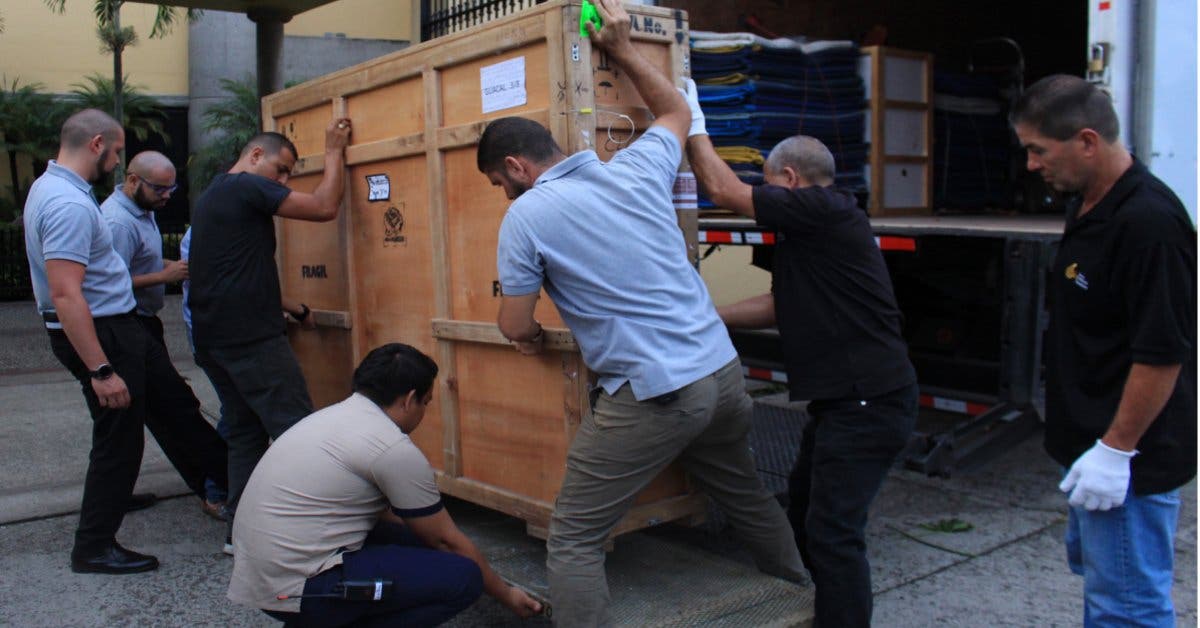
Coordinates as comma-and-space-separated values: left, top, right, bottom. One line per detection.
366, 174, 390, 201
932, 396, 968, 414
672, 172, 697, 210
480, 57, 527, 113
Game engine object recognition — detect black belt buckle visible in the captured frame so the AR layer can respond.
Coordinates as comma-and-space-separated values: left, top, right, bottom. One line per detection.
651, 390, 679, 406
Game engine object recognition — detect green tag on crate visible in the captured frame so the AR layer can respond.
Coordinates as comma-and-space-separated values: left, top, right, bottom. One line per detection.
580, 0, 603, 38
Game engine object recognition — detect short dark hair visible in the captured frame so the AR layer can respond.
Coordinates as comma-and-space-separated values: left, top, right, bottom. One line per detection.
239, 132, 299, 160
352, 343, 439, 408
60, 108, 122, 150
476, 116, 564, 172
1010, 74, 1120, 143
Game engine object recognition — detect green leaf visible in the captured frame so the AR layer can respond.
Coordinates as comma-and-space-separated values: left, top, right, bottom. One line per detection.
917, 518, 974, 534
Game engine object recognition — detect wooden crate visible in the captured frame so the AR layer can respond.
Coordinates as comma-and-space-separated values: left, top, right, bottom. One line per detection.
262, 0, 705, 539
859, 46, 934, 216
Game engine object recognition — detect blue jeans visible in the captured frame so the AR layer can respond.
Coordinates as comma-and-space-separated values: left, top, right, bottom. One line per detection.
264, 522, 483, 627
1065, 485, 1181, 627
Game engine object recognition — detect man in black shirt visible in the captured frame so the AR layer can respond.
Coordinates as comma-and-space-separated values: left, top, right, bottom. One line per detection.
1013, 75, 1195, 625
683, 80, 917, 627
189, 118, 351, 550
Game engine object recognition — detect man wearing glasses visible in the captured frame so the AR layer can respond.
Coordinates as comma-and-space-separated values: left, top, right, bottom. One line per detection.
100, 149, 231, 523
100, 151, 186, 346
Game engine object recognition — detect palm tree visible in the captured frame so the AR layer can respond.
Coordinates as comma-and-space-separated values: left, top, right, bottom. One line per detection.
188, 77, 259, 194
43, 0, 198, 176
69, 74, 169, 144
0, 78, 70, 211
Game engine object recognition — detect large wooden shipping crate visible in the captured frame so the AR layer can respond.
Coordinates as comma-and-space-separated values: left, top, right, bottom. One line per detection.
262, 0, 705, 538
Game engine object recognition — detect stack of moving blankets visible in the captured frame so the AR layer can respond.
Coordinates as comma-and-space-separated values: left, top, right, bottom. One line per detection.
690, 31, 867, 208
933, 71, 1014, 209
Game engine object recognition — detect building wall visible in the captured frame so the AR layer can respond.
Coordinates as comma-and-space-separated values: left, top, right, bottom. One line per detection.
288, 0, 415, 41
0, 1, 419, 208
187, 10, 412, 151
0, 1, 190, 96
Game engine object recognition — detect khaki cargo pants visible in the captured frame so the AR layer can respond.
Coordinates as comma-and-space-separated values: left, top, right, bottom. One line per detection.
546, 358, 805, 627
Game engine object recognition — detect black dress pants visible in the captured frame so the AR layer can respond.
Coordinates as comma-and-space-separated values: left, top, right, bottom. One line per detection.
49, 313, 228, 555
788, 382, 918, 628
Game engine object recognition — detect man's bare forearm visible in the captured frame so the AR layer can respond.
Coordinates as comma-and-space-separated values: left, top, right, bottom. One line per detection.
717, 293, 776, 329
53, 292, 108, 368
1101, 362, 1182, 451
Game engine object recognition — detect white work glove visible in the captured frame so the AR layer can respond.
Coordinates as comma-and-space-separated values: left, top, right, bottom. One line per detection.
678, 78, 707, 138
1059, 439, 1136, 511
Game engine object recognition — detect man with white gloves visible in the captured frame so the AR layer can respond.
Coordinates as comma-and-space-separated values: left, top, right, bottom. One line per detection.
1012, 75, 1195, 626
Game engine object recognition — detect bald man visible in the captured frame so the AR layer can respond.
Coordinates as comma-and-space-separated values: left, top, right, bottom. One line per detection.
101, 151, 185, 343
101, 150, 230, 521
684, 81, 917, 627
24, 110, 227, 574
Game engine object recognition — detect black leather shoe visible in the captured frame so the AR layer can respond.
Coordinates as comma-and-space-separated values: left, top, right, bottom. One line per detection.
125, 493, 157, 513
71, 543, 159, 574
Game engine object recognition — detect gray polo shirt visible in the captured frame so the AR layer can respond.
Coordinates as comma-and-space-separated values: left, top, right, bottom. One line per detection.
496, 126, 737, 400
101, 189, 165, 316
24, 161, 136, 325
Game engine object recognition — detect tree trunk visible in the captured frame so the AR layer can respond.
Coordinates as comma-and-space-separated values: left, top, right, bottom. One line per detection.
112, 1, 125, 180
7, 151, 21, 208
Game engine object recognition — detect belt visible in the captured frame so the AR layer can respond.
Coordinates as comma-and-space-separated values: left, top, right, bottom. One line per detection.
43, 309, 137, 330
650, 389, 680, 405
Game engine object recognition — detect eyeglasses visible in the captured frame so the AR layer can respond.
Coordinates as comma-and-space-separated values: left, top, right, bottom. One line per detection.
134, 174, 178, 196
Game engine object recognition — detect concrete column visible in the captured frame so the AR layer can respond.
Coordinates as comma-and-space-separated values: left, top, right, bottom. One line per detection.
247, 9, 292, 104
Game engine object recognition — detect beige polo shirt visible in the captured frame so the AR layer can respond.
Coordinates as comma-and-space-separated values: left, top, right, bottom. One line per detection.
227, 393, 442, 612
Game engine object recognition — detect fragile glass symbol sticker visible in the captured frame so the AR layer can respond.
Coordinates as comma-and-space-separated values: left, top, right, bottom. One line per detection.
480, 57, 527, 114
384, 204, 406, 246
366, 174, 390, 201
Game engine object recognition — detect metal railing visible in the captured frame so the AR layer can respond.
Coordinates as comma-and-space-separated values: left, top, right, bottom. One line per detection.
420, 0, 547, 41
0, 225, 188, 301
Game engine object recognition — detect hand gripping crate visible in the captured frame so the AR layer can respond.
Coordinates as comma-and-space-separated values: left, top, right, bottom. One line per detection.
262, 0, 704, 539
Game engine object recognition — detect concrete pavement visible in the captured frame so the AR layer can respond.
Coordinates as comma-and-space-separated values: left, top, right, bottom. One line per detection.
0, 296, 1194, 626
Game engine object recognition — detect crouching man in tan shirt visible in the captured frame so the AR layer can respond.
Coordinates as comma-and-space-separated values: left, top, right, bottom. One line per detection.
227, 343, 542, 625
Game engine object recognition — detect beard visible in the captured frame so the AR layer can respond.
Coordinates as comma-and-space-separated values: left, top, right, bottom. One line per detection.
88, 148, 119, 185
86, 151, 107, 184
133, 185, 163, 211
510, 180, 530, 199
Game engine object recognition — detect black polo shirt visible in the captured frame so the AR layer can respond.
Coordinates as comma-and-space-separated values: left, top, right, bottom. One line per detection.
189, 173, 292, 349
1044, 159, 1196, 495
752, 184, 915, 401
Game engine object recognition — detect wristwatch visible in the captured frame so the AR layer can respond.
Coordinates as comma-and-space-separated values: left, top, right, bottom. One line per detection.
89, 363, 114, 381
296, 304, 311, 322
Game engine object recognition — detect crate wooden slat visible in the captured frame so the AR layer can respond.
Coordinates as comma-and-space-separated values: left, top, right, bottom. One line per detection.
859, 46, 934, 217
263, 0, 704, 538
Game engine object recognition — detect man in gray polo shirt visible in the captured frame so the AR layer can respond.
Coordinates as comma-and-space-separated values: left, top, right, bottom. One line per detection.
101, 150, 229, 520
24, 109, 227, 574
100, 150, 187, 343
477, 1, 805, 625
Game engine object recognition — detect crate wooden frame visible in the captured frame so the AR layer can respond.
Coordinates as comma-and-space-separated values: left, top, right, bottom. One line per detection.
262, 0, 705, 539
861, 45, 934, 217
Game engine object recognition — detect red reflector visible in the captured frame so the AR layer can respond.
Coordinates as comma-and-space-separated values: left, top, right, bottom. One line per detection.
878, 236, 917, 252
746, 368, 774, 381
919, 394, 989, 416
699, 231, 734, 243
1099, 1, 1111, 10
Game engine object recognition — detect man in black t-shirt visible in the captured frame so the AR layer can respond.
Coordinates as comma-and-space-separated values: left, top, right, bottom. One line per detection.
682, 80, 917, 628
1013, 75, 1195, 625
189, 118, 351, 551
